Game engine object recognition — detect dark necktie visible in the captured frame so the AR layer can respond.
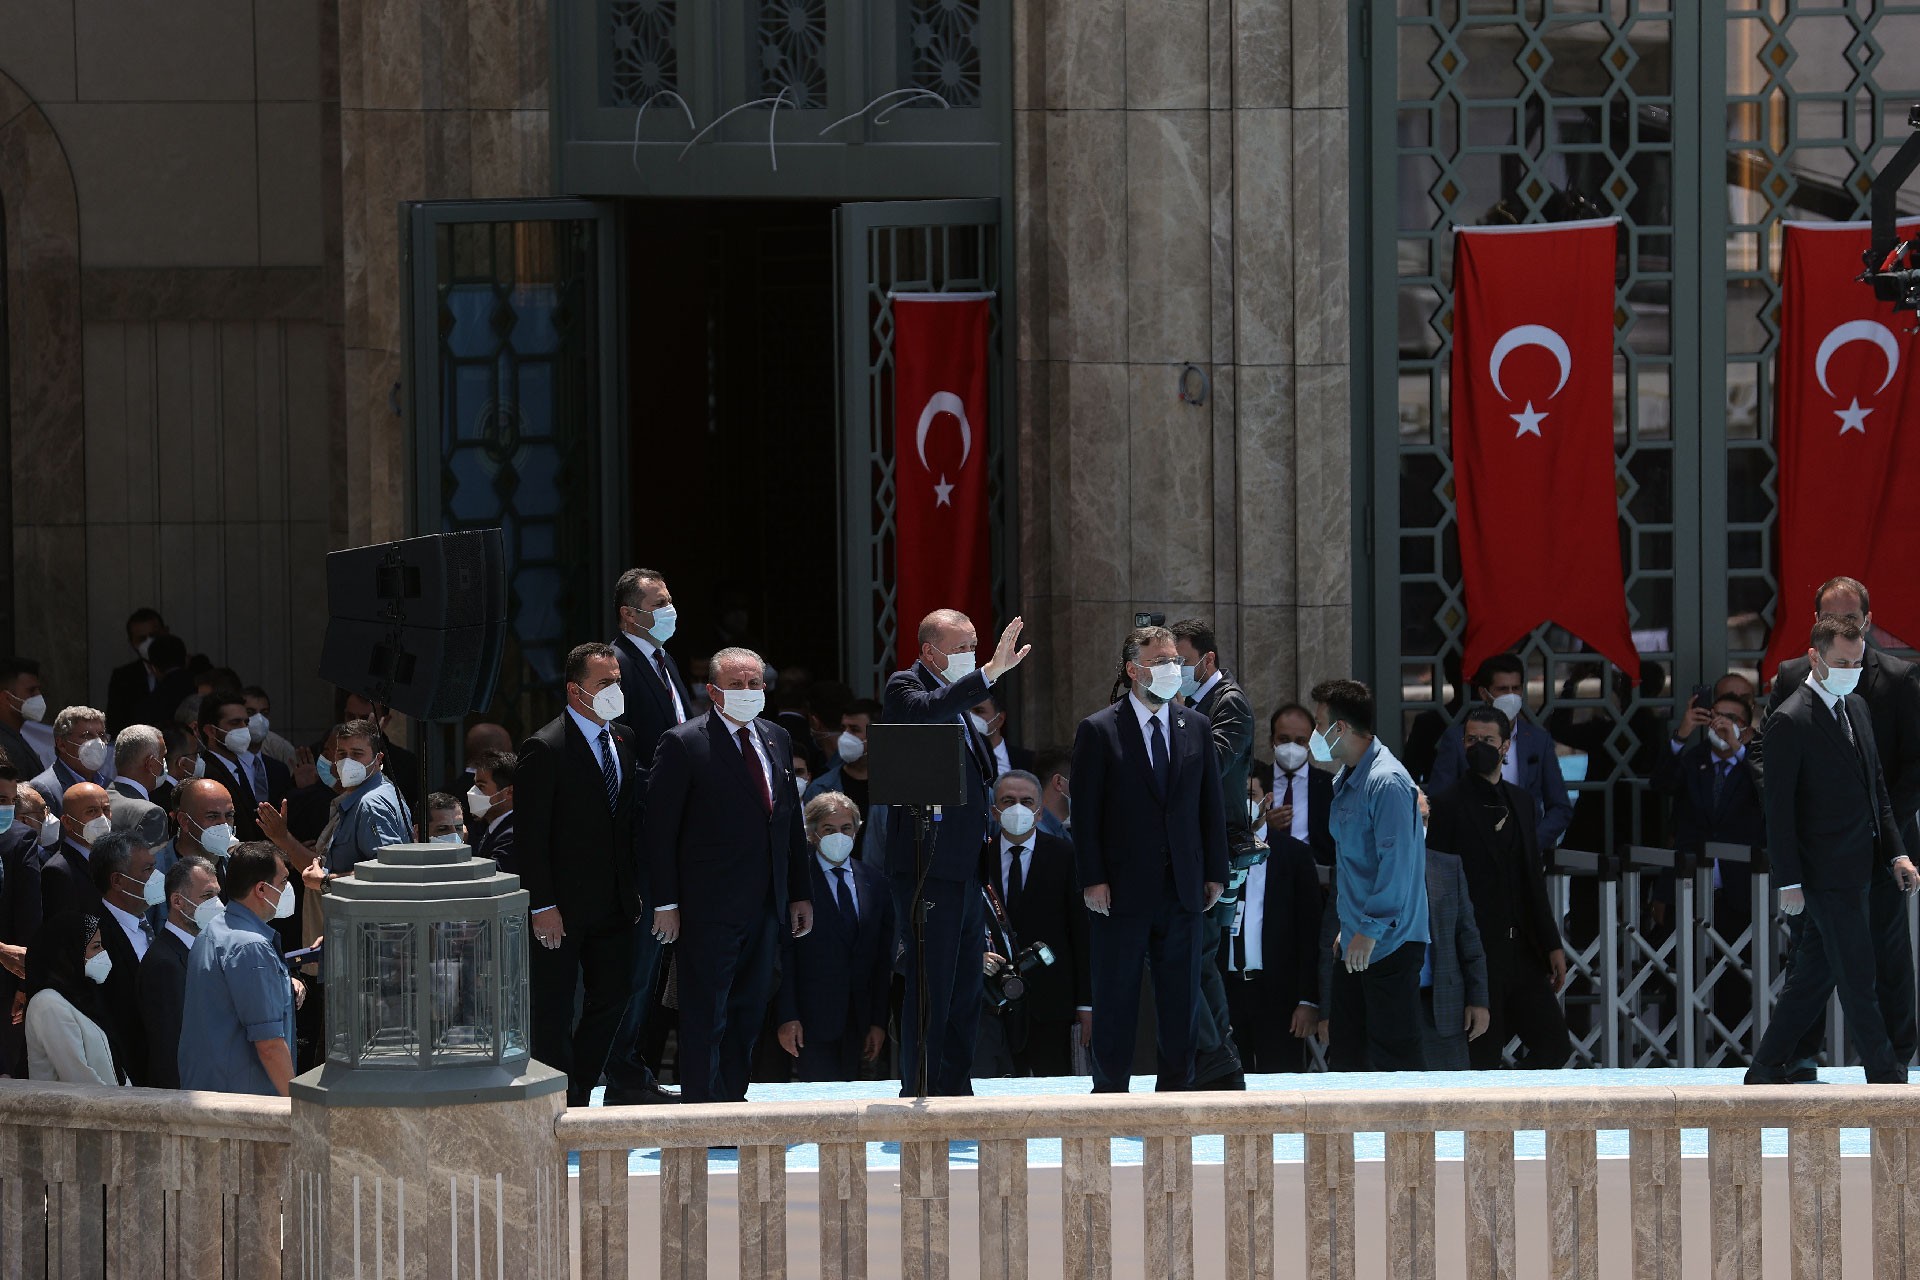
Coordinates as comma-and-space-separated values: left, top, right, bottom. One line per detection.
1006, 845, 1026, 907
1835, 699, 1857, 748
833, 865, 856, 921
1712, 758, 1732, 806
597, 727, 620, 813
739, 728, 771, 813
1150, 715, 1169, 792
655, 651, 683, 724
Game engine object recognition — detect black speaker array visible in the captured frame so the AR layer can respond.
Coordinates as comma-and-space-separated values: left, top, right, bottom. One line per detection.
318, 530, 508, 721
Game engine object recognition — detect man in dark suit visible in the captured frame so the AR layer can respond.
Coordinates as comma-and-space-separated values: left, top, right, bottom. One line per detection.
517, 642, 648, 1107
109, 724, 169, 805
87, 831, 157, 1085
0, 657, 47, 780
105, 608, 169, 734
130, 636, 197, 737
0, 764, 43, 1075
647, 646, 812, 1103
1427, 653, 1575, 851
881, 610, 1032, 1097
469, 750, 516, 874
1747, 618, 1918, 1085
1425, 707, 1571, 1069
1759, 575, 1920, 1071
42, 782, 112, 918
1073, 625, 1230, 1092
967, 694, 1034, 778
198, 692, 292, 844
31, 705, 112, 818
775, 792, 895, 1082
974, 770, 1090, 1077
139, 853, 220, 1088
1223, 771, 1322, 1073
1415, 850, 1490, 1070
1171, 617, 1254, 1089
1264, 704, 1336, 866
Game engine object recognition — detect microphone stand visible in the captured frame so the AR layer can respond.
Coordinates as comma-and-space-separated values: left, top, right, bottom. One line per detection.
909, 803, 942, 1098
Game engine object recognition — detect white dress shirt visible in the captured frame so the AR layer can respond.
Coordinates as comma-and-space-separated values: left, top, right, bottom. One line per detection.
1128, 692, 1172, 756
111, 775, 149, 800
103, 900, 149, 961
1190, 670, 1223, 706
996, 833, 1034, 903
1230, 861, 1268, 972
165, 921, 198, 952
1271, 767, 1313, 845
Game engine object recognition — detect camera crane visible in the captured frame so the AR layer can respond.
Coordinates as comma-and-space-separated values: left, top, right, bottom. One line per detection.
1862, 103, 1920, 319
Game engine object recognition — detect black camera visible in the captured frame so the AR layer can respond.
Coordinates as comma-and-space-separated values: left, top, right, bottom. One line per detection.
984, 941, 1055, 1009
1134, 611, 1166, 629
1860, 103, 1920, 314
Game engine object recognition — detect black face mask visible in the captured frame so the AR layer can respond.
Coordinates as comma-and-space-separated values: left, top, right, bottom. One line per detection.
1465, 741, 1503, 778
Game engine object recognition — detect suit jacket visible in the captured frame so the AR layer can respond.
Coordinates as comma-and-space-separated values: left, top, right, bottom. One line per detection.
1069, 698, 1230, 915
1219, 834, 1322, 1013
647, 711, 808, 924
1425, 777, 1561, 978
983, 831, 1091, 1025
138, 927, 192, 1088
40, 842, 103, 919
95, 909, 152, 1087
31, 760, 98, 818
513, 712, 645, 931
1671, 743, 1766, 861
201, 751, 293, 843
131, 669, 199, 735
612, 632, 693, 768
1766, 647, 1920, 837
775, 856, 894, 1038
1427, 716, 1575, 849
1760, 682, 1906, 890
0, 826, 43, 947
1194, 673, 1255, 846
476, 809, 517, 875
879, 662, 999, 883
1420, 851, 1490, 1070
105, 659, 153, 734
1263, 765, 1337, 866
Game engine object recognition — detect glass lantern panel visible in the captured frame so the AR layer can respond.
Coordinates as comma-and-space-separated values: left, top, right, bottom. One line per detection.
327, 923, 350, 1063
501, 912, 530, 1059
358, 922, 421, 1063
431, 919, 498, 1061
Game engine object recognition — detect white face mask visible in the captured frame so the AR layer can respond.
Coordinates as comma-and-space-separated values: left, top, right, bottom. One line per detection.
1309, 728, 1339, 764
818, 831, 855, 865
1273, 742, 1309, 773
794, 776, 808, 800
1707, 729, 1732, 755
0, 805, 12, 836
84, 950, 113, 985
1179, 665, 1202, 698
80, 815, 112, 846
467, 786, 493, 820
247, 713, 270, 746
836, 731, 865, 764
998, 804, 1037, 838
221, 726, 252, 757
717, 688, 766, 723
937, 650, 977, 683
1247, 797, 1263, 824
589, 682, 626, 721
192, 895, 225, 932
141, 868, 167, 908
136, 636, 155, 661
1491, 692, 1525, 722
1820, 664, 1862, 697
196, 821, 237, 856
431, 831, 464, 845
267, 881, 295, 920
76, 738, 111, 774
642, 605, 677, 644
18, 693, 47, 723
34, 816, 60, 848
1143, 661, 1183, 702
336, 757, 370, 789
966, 710, 991, 736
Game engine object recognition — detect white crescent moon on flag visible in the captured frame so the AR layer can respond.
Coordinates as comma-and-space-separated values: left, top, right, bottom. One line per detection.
1814, 320, 1900, 398
915, 392, 973, 472
1488, 324, 1573, 401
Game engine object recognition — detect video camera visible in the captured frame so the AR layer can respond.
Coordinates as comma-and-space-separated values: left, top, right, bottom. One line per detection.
1861, 104, 1920, 316
984, 941, 1055, 1010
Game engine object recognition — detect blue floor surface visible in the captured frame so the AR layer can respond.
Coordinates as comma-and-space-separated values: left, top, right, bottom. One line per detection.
571, 1067, 1898, 1176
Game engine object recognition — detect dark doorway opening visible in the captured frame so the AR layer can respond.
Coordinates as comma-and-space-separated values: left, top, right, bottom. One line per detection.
623, 199, 839, 691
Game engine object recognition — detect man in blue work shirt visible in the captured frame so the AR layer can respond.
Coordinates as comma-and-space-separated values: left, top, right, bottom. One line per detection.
322, 718, 414, 873
1311, 678, 1429, 1071
180, 841, 297, 1096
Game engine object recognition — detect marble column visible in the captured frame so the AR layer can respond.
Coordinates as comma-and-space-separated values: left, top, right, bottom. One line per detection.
1015, 0, 1353, 741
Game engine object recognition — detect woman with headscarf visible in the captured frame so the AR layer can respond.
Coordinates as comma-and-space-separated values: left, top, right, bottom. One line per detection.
23, 910, 128, 1086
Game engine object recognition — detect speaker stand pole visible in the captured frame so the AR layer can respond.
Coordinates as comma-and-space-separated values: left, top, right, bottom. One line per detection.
909, 804, 941, 1099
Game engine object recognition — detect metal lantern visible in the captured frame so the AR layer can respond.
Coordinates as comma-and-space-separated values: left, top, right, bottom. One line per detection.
293, 840, 547, 1105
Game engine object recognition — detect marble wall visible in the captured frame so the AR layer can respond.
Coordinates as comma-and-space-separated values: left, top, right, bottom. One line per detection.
0, 0, 346, 739
1012, 0, 1355, 744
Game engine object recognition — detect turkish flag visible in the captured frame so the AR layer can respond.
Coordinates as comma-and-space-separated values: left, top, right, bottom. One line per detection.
1760, 220, 1920, 678
1450, 219, 1638, 679
892, 294, 994, 670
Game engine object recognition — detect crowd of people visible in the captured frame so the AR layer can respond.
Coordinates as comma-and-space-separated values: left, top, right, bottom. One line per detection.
0, 571, 1911, 1098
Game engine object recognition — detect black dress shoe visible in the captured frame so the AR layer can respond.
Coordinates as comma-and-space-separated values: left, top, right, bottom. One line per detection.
1784, 1064, 1819, 1084
1195, 1070, 1248, 1092
604, 1080, 680, 1106
1744, 1064, 1788, 1085
1868, 1068, 1912, 1085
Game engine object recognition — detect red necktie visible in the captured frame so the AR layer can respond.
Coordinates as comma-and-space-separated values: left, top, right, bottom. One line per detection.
739, 728, 771, 813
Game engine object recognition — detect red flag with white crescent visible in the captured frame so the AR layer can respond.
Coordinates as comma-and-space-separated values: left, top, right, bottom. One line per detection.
1760, 219, 1920, 679
892, 294, 994, 670
1450, 218, 1638, 679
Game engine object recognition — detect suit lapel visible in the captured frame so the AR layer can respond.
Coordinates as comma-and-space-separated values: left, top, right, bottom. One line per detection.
623, 634, 676, 722
1115, 702, 1164, 801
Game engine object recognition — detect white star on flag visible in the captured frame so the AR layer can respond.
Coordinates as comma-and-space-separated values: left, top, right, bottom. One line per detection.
1834, 397, 1872, 435
1510, 401, 1547, 438
933, 475, 954, 506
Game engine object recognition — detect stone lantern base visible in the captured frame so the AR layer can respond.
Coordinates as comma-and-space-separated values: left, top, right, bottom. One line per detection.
291, 1063, 569, 1279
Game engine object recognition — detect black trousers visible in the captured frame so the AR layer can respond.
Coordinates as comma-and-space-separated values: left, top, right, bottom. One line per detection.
1788, 868, 1917, 1067
974, 1006, 1076, 1078
1224, 973, 1308, 1074
1471, 967, 1572, 1070
1088, 878, 1202, 1092
1193, 907, 1240, 1080
793, 1032, 864, 1083
602, 923, 668, 1090
676, 908, 780, 1103
1756, 886, 1899, 1075
529, 914, 637, 1106
892, 872, 987, 1097
1327, 940, 1427, 1071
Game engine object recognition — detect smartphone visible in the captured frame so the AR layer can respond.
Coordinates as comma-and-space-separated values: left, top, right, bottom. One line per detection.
1690, 684, 1712, 710
283, 944, 324, 963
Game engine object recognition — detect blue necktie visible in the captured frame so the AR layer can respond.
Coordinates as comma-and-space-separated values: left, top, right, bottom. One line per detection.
833, 866, 856, 922
1150, 715, 1169, 792
598, 727, 620, 813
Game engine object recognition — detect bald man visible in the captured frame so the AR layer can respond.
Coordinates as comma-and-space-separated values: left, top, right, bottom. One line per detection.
42, 782, 113, 917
